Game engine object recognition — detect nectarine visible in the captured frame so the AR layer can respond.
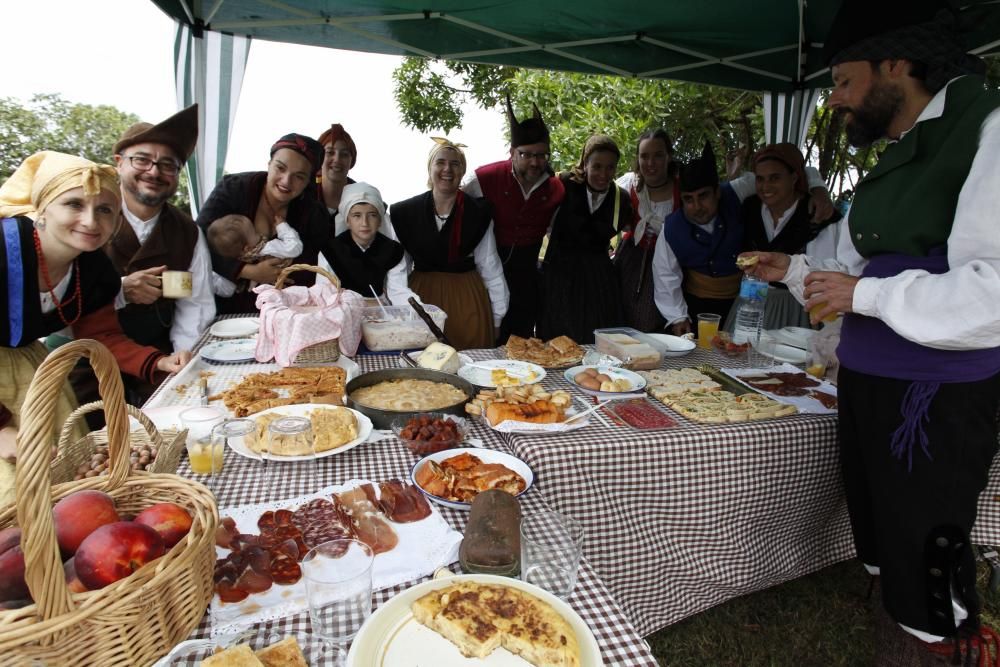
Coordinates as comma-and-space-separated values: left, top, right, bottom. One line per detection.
0, 527, 20, 556
53, 490, 119, 556
74, 522, 164, 590
0, 546, 28, 602
63, 557, 88, 594
133, 503, 192, 549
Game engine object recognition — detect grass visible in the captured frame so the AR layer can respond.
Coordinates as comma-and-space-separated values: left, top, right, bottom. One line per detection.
645, 557, 1000, 666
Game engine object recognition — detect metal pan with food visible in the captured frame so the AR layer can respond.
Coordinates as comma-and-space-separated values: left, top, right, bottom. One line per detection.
345, 368, 475, 429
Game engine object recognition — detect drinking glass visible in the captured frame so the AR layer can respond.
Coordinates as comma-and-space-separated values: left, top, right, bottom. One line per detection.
748, 331, 778, 369
520, 511, 584, 599
212, 419, 266, 503
302, 539, 374, 666
266, 416, 317, 497
697, 313, 721, 349
180, 407, 225, 476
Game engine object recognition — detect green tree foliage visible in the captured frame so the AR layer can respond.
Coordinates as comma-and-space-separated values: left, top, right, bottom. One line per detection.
393, 55, 1000, 195
0, 93, 190, 211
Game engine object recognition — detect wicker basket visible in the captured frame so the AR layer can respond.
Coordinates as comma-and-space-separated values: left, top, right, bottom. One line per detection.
0, 340, 218, 665
271, 263, 341, 364
50, 401, 187, 485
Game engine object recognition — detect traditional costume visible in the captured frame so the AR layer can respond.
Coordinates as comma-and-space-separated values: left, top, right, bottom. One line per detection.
1, 153, 167, 501
463, 96, 565, 341
107, 104, 214, 356
782, 0, 1000, 655
197, 134, 331, 314
652, 142, 743, 327
390, 140, 508, 350
322, 182, 404, 297
537, 135, 632, 344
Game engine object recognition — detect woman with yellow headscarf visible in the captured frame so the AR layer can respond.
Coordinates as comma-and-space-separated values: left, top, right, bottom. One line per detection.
388, 138, 509, 350
0, 151, 190, 493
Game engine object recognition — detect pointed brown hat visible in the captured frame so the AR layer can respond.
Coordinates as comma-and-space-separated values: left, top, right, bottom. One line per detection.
506, 94, 550, 149
113, 104, 199, 162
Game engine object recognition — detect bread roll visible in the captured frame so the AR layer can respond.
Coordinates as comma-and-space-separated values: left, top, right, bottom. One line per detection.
486, 400, 562, 426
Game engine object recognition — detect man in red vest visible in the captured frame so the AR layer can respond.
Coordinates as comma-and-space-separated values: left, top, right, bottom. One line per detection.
463, 96, 565, 343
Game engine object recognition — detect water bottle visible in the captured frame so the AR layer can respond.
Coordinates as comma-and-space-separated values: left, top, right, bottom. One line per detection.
732, 275, 769, 345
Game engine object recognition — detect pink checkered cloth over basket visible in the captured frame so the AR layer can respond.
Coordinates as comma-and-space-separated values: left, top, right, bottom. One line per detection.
254, 280, 365, 366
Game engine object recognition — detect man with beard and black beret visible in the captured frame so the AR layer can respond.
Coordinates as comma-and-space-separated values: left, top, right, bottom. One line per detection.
745, 0, 1000, 661
107, 105, 213, 402
463, 95, 565, 342
651, 142, 744, 336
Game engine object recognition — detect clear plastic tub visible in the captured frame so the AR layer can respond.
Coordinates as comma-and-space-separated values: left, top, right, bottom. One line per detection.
593, 327, 665, 370
361, 304, 447, 351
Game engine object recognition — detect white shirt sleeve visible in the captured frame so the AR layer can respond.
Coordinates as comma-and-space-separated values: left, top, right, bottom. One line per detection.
385, 251, 419, 307
651, 225, 689, 325
782, 108, 1000, 350
212, 271, 236, 297
260, 221, 303, 259
472, 221, 510, 325
114, 282, 127, 310
461, 173, 484, 198
170, 229, 216, 352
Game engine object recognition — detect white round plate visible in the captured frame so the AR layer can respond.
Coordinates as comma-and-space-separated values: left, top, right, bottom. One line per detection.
231, 403, 373, 461
759, 342, 810, 365
138, 405, 187, 432
398, 351, 474, 373
769, 327, 815, 350
410, 447, 533, 511
209, 317, 259, 338
199, 339, 257, 364
564, 365, 646, 397
457, 359, 546, 388
644, 332, 697, 357
347, 573, 602, 666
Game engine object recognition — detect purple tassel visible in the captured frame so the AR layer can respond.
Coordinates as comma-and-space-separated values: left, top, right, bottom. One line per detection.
889, 381, 940, 472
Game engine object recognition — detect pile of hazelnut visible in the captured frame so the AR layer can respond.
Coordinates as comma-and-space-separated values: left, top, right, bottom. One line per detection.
72, 443, 158, 480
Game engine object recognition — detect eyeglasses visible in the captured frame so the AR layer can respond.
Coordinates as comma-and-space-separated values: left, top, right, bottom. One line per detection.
123, 155, 181, 176
517, 150, 549, 161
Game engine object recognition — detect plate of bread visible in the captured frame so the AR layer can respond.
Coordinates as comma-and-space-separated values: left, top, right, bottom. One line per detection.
154, 632, 315, 666
229, 403, 373, 461
465, 385, 588, 433
347, 573, 600, 666
504, 335, 584, 369
411, 448, 534, 511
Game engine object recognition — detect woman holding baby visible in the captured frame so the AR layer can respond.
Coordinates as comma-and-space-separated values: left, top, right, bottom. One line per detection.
196, 133, 331, 313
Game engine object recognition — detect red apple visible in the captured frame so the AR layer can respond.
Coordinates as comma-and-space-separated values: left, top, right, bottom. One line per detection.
0, 527, 20, 556
133, 503, 192, 549
74, 522, 164, 590
63, 557, 88, 593
52, 490, 119, 556
0, 546, 28, 602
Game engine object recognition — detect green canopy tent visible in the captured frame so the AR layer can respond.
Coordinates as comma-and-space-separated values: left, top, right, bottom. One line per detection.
150, 0, 1000, 210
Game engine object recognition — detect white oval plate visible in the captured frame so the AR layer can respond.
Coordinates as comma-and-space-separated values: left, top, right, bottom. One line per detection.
398, 351, 474, 374
200, 339, 258, 364
643, 332, 696, 357
769, 327, 815, 350
410, 447, 533, 511
759, 343, 810, 365
457, 359, 546, 388
564, 365, 647, 397
209, 317, 260, 338
231, 403, 373, 461
347, 573, 602, 666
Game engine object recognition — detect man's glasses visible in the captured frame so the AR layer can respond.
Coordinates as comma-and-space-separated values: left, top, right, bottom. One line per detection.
123, 155, 181, 176
517, 150, 549, 161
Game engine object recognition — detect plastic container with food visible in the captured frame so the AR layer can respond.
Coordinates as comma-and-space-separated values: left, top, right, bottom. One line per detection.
593, 327, 665, 370
361, 304, 448, 351
391, 413, 469, 456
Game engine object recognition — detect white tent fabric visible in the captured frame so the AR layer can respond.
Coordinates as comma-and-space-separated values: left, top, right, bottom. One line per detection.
173, 23, 251, 216
762, 89, 823, 149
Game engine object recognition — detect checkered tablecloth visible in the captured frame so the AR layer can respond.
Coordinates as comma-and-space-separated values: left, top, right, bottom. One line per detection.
149, 333, 657, 665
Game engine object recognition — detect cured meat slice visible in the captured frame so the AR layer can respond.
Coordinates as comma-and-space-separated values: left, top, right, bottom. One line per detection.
257, 510, 276, 533
275, 508, 295, 526
810, 390, 838, 409
216, 580, 250, 603
235, 564, 272, 593
215, 517, 238, 549
244, 545, 271, 574
230, 533, 259, 551
376, 480, 432, 523
337, 487, 399, 555
292, 497, 356, 550
269, 552, 302, 585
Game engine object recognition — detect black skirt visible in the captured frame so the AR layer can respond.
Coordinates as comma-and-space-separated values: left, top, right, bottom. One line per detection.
537, 252, 623, 344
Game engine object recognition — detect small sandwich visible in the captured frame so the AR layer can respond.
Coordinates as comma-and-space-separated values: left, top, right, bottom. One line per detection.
735, 254, 760, 269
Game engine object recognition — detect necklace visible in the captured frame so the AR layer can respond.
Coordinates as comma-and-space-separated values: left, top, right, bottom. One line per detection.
33, 229, 82, 327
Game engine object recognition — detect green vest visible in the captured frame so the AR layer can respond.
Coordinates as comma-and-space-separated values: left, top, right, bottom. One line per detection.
849, 76, 1000, 258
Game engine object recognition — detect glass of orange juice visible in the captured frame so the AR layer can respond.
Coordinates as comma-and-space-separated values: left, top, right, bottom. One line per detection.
180, 407, 225, 475
697, 313, 721, 349
808, 302, 838, 323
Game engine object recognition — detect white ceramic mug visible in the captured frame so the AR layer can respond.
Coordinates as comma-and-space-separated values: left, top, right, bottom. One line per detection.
161, 270, 193, 298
